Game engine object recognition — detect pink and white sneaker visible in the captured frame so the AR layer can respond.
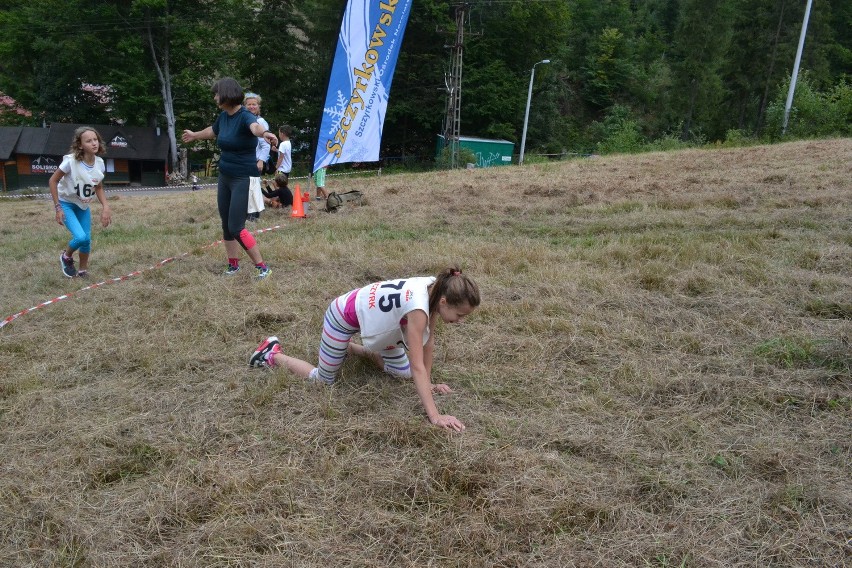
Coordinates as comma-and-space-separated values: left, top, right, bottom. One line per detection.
249, 336, 281, 368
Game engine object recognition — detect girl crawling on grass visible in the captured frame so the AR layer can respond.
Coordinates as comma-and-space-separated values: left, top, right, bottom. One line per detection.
250, 266, 480, 432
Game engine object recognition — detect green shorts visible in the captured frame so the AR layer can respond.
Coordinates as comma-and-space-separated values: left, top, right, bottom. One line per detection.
314, 167, 326, 187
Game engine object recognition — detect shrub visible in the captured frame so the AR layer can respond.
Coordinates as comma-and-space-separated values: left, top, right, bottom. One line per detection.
765, 73, 852, 139
434, 145, 479, 169
646, 133, 693, 152
720, 128, 758, 148
520, 153, 550, 165
593, 105, 645, 154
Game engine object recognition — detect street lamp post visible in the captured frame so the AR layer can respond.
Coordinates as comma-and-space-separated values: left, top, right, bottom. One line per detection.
519, 59, 550, 166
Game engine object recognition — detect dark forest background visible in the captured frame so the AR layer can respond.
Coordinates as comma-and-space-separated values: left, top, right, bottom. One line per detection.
1, 0, 850, 167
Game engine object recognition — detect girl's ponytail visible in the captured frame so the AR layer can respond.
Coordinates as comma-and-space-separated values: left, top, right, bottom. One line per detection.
428, 266, 480, 315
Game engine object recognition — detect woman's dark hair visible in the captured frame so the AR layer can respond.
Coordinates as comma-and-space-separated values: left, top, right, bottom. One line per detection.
428, 266, 480, 315
211, 77, 244, 107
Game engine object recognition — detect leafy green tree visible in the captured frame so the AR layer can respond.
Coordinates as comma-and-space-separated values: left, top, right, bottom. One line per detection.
721, 0, 833, 136
0, 91, 34, 126
0, 0, 250, 169
591, 104, 645, 154
670, 0, 735, 140
560, 0, 646, 150
231, 0, 315, 150
582, 26, 634, 108
113, 0, 251, 170
463, 0, 570, 154
0, 0, 116, 123
381, 0, 453, 161
765, 72, 852, 138
825, 0, 852, 79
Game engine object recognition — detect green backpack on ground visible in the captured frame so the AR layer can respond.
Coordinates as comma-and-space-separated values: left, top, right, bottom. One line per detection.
325, 190, 363, 212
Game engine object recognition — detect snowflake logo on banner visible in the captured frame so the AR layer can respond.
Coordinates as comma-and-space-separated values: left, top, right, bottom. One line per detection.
324, 91, 349, 136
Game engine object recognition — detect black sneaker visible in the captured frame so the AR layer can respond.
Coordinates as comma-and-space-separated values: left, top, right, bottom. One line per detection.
60, 252, 77, 278
76, 270, 89, 279
249, 336, 281, 368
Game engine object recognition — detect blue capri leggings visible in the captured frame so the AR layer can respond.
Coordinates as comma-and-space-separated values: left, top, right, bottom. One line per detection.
312, 290, 412, 384
59, 201, 92, 254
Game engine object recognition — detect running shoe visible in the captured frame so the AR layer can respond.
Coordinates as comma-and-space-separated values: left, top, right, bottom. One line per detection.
250, 336, 281, 368
255, 266, 271, 279
60, 252, 77, 278
224, 264, 240, 275
76, 270, 89, 279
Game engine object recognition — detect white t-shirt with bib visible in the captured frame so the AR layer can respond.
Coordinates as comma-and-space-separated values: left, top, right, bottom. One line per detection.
57, 154, 105, 209
355, 276, 435, 352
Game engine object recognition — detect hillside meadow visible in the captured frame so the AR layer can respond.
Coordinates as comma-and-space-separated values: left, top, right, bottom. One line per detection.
0, 139, 850, 567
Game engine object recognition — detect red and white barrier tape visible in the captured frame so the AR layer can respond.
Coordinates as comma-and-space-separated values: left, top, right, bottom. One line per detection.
0, 169, 380, 200
1, 224, 288, 330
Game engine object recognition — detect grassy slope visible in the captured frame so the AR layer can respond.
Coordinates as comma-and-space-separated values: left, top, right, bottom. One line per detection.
0, 139, 850, 567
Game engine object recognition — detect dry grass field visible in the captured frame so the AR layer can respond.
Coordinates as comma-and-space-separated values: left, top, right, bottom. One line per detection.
0, 139, 850, 567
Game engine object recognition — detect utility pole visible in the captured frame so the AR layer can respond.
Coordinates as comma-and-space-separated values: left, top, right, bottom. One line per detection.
441, 4, 467, 169
782, 0, 813, 135
519, 59, 551, 165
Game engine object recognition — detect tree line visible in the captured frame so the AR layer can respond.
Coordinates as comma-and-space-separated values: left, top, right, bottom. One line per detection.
1, 0, 850, 170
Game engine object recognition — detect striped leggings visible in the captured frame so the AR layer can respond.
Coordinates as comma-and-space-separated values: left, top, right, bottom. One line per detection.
313, 290, 412, 384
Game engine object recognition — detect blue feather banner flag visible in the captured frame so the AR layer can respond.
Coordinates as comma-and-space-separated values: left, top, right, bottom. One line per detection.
313, 0, 413, 172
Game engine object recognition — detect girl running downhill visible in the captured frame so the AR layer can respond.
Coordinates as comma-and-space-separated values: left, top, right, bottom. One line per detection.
49, 126, 112, 279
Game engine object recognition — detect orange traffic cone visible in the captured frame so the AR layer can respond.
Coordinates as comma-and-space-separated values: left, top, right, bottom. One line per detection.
290, 183, 305, 218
